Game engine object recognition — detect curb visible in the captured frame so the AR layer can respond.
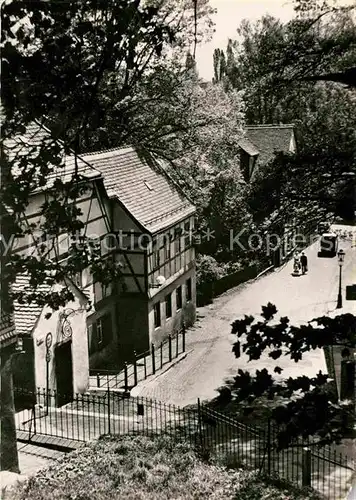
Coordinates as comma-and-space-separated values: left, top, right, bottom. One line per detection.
255, 265, 274, 280
130, 352, 188, 397
16, 431, 84, 452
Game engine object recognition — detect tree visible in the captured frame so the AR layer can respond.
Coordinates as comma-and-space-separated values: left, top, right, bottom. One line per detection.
0, 0, 215, 473
124, 64, 248, 262
201, 169, 254, 262
214, 9, 356, 233
1, 0, 215, 309
215, 9, 356, 124
159, 79, 251, 262
0, 352, 21, 473
215, 303, 355, 449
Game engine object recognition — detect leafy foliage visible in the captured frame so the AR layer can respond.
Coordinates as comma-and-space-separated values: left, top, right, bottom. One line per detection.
196, 254, 223, 286
226, 304, 356, 448
0, 0, 216, 310
130, 66, 250, 262
213, 8, 356, 231
7, 434, 322, 500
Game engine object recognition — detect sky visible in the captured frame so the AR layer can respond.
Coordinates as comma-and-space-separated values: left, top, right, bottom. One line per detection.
195, 0, 355, 81
196, 0, 297, 81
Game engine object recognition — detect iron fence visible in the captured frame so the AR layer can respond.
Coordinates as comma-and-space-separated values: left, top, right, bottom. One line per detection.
199, 405, 355, 499
13, 387, 354, 500
14, 387, 195, 444
89, 327, 186, 391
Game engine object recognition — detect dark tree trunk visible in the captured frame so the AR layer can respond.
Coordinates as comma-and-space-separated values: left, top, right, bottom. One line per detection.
1, 350, 20, 473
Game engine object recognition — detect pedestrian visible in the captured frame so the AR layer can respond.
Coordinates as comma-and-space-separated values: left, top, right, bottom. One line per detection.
300, 252, 308, 274
293, 252, 301, 274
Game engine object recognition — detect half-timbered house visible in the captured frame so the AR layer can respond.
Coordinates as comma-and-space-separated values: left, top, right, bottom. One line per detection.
80, 147, 196, 362
3, 122, 197, 396
3, 121, 113, 396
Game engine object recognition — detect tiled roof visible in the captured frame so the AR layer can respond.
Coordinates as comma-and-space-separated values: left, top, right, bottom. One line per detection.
0, 311, 16, 347
79, 147, 196, 233
3, 121, 102, 190
11, 275, 50, 337
244, 124, 295, 167
0, 274, 47, 346
238, 137, 259, 156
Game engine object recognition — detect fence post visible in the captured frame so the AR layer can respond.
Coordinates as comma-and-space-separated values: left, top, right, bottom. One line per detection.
168, 335, 172, 362
302, 447, 312, 487
124, 362, 128, 392
176, 331, 179, 358
151, 343, 156, 375
133, 351, 138, 387
107, 386, 111, 434
197, 398, 203, 451
182, 324, 186, 352
97, 373, 100, 388
267, 418, 272, 475
29, 404, 36, 440
160, 342, 163, 369
144, 354, 147, 379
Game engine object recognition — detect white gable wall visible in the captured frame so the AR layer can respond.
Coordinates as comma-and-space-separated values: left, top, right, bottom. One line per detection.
33, 287, 89, 396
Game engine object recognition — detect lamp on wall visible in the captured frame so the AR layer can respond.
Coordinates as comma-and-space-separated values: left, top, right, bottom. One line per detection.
149, 275, 166, 288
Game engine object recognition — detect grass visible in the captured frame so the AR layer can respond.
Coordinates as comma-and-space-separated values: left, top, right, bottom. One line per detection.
7, 434, 322, 500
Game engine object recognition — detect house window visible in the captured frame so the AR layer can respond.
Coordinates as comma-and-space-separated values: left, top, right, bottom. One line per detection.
165, 239, 171, 261
154, 302, 161, 328
87, 314, 112, 354
152, 239, 161, 269
175, 236, 181, 255
153, 249, 160, 268
97, 318, 103, 344
176, 286, 182, 310
165, 294, 172, 318
184, 221, 191, 248
186, 278, 192, 302
88, 314, 112, 354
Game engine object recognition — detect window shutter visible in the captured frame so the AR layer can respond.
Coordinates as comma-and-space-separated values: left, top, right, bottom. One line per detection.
102, 314, 113, 346
88, 323, 97, 354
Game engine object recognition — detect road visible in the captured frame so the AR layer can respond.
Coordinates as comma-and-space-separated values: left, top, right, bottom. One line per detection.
134, 231, 356, 407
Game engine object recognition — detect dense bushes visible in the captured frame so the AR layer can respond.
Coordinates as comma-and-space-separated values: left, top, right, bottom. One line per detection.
196, 254, 224, 287
7, 435, 322, 500
196, 254, 258, 306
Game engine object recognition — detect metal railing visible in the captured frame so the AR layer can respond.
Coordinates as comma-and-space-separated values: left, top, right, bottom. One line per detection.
89, 326, 186, 391
13, 388, 354, 500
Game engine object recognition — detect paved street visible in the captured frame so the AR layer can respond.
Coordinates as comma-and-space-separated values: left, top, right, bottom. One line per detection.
134, 232, 356, 407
